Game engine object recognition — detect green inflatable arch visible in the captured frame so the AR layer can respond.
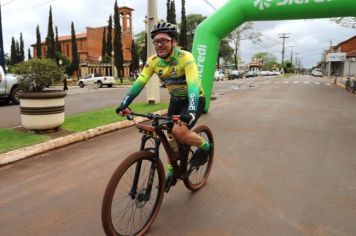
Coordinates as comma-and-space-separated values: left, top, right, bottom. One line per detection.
192, 0, 356, 111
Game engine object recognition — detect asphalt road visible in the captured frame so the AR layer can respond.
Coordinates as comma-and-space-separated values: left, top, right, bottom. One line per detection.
1, 75, 355, 236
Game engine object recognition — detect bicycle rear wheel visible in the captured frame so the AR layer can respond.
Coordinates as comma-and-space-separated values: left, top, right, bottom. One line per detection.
102, 150, 165, 236
184, 125, 214, 191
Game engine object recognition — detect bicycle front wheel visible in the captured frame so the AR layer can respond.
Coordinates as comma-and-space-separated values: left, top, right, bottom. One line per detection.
184, 125, 214, 191
102, 150, 165, 236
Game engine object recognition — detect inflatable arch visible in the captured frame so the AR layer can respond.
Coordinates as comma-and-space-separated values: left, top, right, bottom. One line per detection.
192, 0, 356, 111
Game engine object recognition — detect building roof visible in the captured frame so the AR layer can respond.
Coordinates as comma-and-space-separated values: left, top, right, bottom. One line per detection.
336, 35, 356, 48
58, 32, 87, 42
119, 6, 134, 11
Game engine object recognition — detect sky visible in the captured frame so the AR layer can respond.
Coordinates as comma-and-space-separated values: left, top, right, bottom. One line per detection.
1, 0, 355, 68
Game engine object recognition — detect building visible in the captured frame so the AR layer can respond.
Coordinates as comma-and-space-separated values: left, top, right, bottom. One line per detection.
319, 35, 356, 77
32, 6, 134, 78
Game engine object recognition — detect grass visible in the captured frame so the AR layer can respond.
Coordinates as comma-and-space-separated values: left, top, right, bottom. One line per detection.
115, 78, 135, 85
0, 129, 50, 154
63, 102, 168, 132
0, 102, 168, 154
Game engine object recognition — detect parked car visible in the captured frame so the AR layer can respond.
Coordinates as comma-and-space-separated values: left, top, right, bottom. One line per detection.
311, 69, 323, 77
0, 66, 20, 104
246, 71, 255, 78
78, 73, 115, 88
214, 71, 224, 81
228, 70, 242, 80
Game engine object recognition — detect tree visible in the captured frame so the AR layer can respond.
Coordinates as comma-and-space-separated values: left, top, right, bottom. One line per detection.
166, 0, 172, 23
106, 15, 113, 56
186, 14, 206, 52
179, 0, 188, 49
166, 0, 176, 24
217, 39, 233, 69
45, 6, 56, 59
55, 26, 61, 53
10, 37, 16, 65
15, 41, 20, 63
19, 33, 25, 62
227, 22, 262, 70
169, 0, 176, 25
69, 22, 79, 77
330, 17, 356, 29
28, 48, 32, 60
130, 39, 139, 74
36, 25, 42, 59
101, 27, 107, 58
114, 0, 124, 82
135, 31, 147, 64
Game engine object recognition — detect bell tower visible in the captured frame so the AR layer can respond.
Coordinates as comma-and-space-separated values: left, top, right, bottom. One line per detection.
118, 6, 134, 77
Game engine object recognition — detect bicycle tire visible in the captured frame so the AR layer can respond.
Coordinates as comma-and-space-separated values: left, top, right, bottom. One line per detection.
183, 125, 214, 191
102, 150, 165, 236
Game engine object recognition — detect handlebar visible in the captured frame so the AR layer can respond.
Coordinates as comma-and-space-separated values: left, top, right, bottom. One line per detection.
123, 110, 180, 123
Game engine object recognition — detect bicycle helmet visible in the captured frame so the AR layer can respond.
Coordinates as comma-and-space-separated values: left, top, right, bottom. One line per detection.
150, 21, 177, 39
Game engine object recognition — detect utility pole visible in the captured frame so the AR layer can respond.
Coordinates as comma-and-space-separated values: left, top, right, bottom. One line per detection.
279, 33, 290, 68
295, 52, 300, 73
146, 0, 160, 104
288, 45, 295, 65
0, 0, 5, 71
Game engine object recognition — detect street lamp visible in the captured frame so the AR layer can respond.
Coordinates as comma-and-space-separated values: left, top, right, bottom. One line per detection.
98, 56, 102, 75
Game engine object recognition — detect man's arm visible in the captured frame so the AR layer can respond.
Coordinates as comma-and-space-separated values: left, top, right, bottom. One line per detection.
184, 53, 200, 113
119, 60, 155, 108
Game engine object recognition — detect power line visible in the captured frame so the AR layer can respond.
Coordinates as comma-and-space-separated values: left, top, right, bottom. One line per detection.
203, 0, 218, 10
3, 0, 55, 13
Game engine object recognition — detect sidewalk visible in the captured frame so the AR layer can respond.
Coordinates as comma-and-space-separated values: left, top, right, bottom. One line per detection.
0, 109, 167, 166
333, 75, 356, 88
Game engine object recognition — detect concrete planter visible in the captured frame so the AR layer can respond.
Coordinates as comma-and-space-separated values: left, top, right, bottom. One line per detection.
18, 91, 67, 130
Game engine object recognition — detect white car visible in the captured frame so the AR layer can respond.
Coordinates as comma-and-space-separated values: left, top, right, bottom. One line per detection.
311, 69, 323, 77
214, 71, 224, 81
78, 73, 115, 88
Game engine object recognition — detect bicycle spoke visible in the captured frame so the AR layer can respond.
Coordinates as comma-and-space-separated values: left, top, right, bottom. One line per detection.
105, 156, 163, 235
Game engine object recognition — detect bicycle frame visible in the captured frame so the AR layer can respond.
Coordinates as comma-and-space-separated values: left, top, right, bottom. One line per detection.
129, 116, 190, 198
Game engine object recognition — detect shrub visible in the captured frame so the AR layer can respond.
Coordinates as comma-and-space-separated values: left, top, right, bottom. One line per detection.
12, 59, 64, 91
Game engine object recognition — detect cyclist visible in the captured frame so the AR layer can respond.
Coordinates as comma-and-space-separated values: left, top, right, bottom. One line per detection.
116, 21, 212, 178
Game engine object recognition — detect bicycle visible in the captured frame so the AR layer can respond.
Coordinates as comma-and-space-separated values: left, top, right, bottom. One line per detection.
101, 111, 214, 236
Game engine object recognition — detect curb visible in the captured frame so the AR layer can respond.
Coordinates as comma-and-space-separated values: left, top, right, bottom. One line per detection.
0, 109, 168, 166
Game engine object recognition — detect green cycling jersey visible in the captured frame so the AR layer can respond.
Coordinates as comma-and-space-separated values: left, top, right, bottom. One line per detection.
121, 48, 204, 113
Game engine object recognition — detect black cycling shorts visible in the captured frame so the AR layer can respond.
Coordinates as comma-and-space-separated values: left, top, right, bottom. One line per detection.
167, 96, 206, 129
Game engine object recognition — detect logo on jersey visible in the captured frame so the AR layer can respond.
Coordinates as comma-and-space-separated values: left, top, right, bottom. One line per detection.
170, 67, 178, 77
188, 93, 196, 111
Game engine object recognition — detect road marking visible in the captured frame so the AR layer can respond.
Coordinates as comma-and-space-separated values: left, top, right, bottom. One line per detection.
304, 81, 310, 84
293, 81, 299, 84
283, 81, 289, 84
326, 83, 331, 86
315, 82, 320, 85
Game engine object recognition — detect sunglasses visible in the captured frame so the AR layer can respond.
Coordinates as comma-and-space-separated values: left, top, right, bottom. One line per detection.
153, 38, 172, 46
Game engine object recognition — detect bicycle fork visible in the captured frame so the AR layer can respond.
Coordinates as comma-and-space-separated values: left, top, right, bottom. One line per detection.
129, 135, 160, 201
